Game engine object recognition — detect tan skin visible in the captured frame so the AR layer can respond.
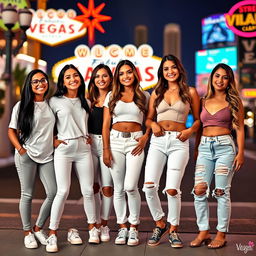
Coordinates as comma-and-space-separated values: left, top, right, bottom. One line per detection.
145, 60, 200, 233
88, 68, 114, 228
8, 72, 49, 237
49, 68, 95, 236
191, 68, 244, 248
102, 64, 150, 230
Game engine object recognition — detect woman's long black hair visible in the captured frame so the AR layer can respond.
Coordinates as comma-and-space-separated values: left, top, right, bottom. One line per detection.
17, 69, 49, 144
54, 64, 90, 113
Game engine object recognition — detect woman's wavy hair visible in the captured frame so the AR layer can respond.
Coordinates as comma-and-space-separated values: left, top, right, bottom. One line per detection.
154, 54, 191, 108
87, 64, 113, 106
109, 60, 146, 115
205, 63, 240, 128
54, 64, 90, 113
17, 69, 49, 144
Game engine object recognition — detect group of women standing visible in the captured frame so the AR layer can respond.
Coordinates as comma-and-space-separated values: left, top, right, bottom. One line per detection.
8, 54, 244, 252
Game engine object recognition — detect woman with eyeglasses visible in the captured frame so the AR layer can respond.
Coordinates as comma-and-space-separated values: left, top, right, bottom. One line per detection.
46, 64, 98, 253
8, 69, 57, 249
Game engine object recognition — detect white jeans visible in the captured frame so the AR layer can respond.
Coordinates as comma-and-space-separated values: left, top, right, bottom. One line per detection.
109, 129, 144, 225
49, 137, 96, 230
90, 134, 113, 223
143, 131, 189, 226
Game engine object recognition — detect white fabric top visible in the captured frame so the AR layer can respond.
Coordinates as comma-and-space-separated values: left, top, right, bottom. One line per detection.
103, 91, 150, 125
9, 101, 55, 163
49, 96, 90, 140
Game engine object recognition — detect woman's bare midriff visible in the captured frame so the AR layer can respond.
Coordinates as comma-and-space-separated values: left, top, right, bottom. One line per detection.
158, 120, 186, 132
112, 122, 142, 132
202, 126, 231, 137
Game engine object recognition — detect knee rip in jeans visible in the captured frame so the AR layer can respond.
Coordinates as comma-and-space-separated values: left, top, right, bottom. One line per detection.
142, 182, 157, 196
93, 182, 100, 194
166, 189, 178, 196
193, 182, 208, 196
215, 165, 229, 176
102, 186, 113, 197
213, 188, 225, 197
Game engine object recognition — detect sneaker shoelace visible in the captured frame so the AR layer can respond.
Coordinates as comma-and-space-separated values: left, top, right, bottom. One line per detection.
129, 230, 137, 240
170, 232, 179, 241
48, 235, 56, 245
151, 228, 161, 240
101, 226, 109, 235
71, 230, 80, 239
27, 234, 35, 243
118, 229, 127, 238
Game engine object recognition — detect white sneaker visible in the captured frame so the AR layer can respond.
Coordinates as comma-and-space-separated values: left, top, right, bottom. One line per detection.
88, 227, 100, 244
67, 228, 83, 245
33, 229, 48, 245
24, 232, 38, 249
100, 225, 110, 242
127, 227, 139, 246
46, 234, 58, 253
115, 228, 128, 245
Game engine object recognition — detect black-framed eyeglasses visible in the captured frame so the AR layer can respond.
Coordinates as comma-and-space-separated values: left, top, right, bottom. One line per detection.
31, 78, 48, 86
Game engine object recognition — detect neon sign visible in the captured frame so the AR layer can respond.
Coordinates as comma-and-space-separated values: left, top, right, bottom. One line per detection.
225, 0, 256, 38
26, 9, 87, 46
52, 44, 161, 90
74, 0, 112, 46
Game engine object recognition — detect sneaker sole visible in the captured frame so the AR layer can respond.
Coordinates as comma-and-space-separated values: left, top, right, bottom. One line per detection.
88, 240, 100, 244
147, 229, 168, 247
67, 239, 83, 245
25, 244, 38, 249
127, 241, 139, 246
169, 243, 183, 248
101, 237, 110, 242
46, 247, 58, 252
115, 241, 126, 245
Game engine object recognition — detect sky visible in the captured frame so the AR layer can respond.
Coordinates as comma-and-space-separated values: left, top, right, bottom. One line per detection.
30, 0, 240, 85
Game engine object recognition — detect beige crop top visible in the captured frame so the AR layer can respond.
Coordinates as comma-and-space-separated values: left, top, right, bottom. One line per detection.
156, 99, 190, 123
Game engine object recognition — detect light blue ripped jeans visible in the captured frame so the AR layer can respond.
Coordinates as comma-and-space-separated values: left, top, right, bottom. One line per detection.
193, 135, 236, 232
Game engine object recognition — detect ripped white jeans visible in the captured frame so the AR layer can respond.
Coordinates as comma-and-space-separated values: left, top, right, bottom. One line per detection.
143, 132, 189, 226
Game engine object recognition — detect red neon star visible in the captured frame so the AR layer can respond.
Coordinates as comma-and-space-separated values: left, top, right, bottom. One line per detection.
74, 0, 112, 46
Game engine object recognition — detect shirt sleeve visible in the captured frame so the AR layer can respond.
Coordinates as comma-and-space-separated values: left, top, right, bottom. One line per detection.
8, 101, 20, 129
103, 92, 111, 108
49, 97, 57, 114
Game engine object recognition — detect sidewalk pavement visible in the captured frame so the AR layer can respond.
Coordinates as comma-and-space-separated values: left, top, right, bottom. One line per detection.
0, 200, 255, 256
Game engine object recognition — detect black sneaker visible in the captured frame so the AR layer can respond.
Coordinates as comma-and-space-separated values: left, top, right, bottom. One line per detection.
148, 226, 168, 246
168, 231, 183, 248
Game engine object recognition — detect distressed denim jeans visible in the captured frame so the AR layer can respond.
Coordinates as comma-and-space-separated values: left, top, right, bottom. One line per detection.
193, 135, 236, 232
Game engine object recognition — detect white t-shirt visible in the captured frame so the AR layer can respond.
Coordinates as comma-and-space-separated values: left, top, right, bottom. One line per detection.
9, 101, 55, 163
103, 90, 150, 125
49, 96, 90, 140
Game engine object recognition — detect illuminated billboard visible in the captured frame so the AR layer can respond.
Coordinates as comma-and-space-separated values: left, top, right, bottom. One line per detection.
202, 14, 236, 49
195, 46, 237, 96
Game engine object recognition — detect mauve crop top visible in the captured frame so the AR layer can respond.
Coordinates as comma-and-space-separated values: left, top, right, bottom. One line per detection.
156, 99, 190, 123
200, 104, 232, 129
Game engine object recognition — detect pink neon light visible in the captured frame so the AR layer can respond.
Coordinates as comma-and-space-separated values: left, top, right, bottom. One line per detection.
225, 0, 256, 38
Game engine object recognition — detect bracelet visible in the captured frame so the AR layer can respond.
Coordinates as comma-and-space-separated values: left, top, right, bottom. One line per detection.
17, 147, 23, 152
103, 147, 110, 150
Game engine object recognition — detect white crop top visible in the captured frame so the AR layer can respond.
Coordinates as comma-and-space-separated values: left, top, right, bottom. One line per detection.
103, 91, 150, 125
49, 96, 91, 140
9, 101, 55, 163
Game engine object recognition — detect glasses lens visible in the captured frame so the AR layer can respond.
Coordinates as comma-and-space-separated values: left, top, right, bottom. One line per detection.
31, 78, 47, 86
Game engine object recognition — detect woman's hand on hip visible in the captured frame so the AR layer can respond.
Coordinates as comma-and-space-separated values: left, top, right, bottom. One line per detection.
131, 134, 148, 156
151, 122, 165, 137
54, 139, 67, 148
